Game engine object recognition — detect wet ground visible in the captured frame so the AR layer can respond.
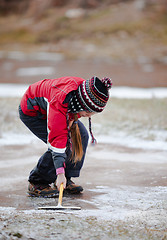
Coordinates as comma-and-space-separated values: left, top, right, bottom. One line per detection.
0, 140, 167, 239
0, 53, 167, 239
0, 51, 167, 88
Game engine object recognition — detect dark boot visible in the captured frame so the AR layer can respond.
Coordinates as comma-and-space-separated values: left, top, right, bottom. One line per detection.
28, 182, 59, 198
64, 179, 83, 194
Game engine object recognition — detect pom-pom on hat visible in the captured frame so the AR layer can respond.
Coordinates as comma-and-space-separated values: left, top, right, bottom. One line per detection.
69, 76, 112, 113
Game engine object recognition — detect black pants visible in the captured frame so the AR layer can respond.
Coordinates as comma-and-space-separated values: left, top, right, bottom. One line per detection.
19, 106, 89, 185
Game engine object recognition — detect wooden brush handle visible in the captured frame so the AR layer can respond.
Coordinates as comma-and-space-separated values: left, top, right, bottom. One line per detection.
58, 183, 64, 206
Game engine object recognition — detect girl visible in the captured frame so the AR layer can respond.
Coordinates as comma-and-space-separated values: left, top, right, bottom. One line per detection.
19, 76, 112, 197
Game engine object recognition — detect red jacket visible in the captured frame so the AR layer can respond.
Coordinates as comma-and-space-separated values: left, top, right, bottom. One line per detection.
20, 76, 85, 153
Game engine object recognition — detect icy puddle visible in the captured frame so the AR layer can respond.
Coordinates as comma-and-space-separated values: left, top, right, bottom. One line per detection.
1, 185, 166, 222
76, 186, 167, 221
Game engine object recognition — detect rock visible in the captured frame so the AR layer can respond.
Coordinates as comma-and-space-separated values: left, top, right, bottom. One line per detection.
65, 8, 86, 19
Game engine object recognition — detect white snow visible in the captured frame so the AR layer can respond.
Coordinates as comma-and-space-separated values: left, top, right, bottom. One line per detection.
76, 185, 167, 221
16, 67, 55, 76
0, 133, 38, 146
0, 84, 167, 99
97, 133, 167, 151
0, 84, 29, 97
111, 86, 167, 99
0, 51, 64, 61
0, 84, 166, 156
88, 146, 167, 163
0, 186, 166, 222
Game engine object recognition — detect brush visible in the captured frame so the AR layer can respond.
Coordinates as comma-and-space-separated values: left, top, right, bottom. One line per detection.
38, 183, 81, 210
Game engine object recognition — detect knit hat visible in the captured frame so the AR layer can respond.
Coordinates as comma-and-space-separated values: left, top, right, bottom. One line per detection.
68, 76, 112, 145
69, 76, 112, 113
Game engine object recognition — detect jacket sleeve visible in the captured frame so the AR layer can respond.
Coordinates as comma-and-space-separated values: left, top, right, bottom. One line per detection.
50, 150, 66, 175
47, 101, 69, 174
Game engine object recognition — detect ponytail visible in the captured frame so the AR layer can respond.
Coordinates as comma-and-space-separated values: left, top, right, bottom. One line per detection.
70, 114, 83, 163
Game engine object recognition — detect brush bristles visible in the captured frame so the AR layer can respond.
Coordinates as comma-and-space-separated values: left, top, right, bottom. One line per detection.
38, 206, 81, 210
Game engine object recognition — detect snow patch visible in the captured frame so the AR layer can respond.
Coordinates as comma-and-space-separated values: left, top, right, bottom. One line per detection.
0, 133, 39, 146
76, 186, 167, 221
111, 86, 167, 99
1, 84, 167, 99
16, 67, 55, 76
97, 133, 167, 151
0, 51, 64, 61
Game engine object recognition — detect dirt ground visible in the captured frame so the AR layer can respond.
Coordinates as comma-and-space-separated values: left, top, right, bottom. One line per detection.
0, 53, 167, 239
0, 140, 167, 240
0, 0, 167, 237
0, 56, 167, 88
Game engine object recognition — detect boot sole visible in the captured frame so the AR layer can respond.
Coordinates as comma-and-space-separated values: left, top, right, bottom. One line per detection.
28, 192, 59, 198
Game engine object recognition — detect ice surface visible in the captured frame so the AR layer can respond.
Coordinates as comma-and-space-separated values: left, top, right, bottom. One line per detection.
1, 84, 167, 98
111, 86, 167, 99
16, 67, 55, 76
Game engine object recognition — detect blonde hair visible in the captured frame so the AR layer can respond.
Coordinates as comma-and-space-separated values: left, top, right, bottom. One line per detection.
70, 114, 83, 163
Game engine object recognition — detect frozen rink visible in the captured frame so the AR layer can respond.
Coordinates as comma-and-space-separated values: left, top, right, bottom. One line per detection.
0, 85, 167, 239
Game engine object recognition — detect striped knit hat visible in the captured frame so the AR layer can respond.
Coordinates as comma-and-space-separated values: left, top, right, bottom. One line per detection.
68, 76, 112, 144
69, 76, 112, 113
